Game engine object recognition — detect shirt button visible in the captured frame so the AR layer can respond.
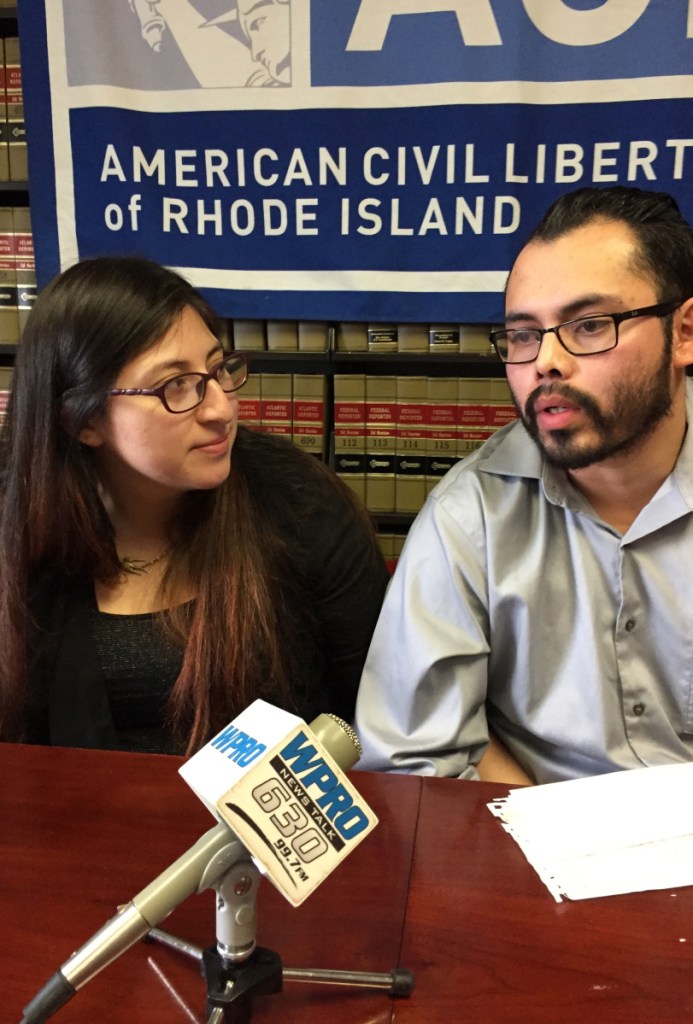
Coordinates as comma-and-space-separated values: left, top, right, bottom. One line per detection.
625, 619, 636, 632
633, 703, 645, 716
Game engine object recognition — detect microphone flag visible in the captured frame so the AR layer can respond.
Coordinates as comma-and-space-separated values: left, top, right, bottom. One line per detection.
179, 700, 379, 905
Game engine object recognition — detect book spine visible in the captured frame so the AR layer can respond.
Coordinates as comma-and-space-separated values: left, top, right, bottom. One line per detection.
367, 323, 398, 354
335, 322, 367, 352
425, 377, 458, 493
236, 372, 261, 430
428, 324, 460, 354
292, 373, 326, 458
459, 323, 494, 355
266, 320, 298, 352
458, 376, 491, 430
231, 319, 266, 351
0, 205, 18, 344
458, 376, 493, 465
297, 321, 329, 352
13, 206, 36, 339
365, 374, 397, 512
0, 364, 12, 433
0, 39, 9, 183
488, 378, 518, 431
396, 323, 428, 353
333, 373, 366, 503
5, 37, 26, 183
259, 373, 293, 440
395, 375, 427, 513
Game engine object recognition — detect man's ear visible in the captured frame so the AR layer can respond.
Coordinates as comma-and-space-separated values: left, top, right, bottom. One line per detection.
673, 297, 693, 369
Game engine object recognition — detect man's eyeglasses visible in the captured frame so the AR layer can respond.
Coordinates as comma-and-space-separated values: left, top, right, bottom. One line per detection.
108, 352, 249, 414
489, 299, 684, 365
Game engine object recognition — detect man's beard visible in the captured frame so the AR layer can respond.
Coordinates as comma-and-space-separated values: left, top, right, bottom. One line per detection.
514, 338, 674, 471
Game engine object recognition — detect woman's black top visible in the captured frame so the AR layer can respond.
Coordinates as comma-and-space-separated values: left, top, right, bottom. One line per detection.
25, 427, 389, 752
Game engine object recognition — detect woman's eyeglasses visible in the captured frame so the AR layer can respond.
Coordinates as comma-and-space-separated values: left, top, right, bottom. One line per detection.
108, 352, 249, 414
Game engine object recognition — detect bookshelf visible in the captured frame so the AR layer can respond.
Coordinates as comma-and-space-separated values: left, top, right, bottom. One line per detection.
233, 338, 512, 550
0, 6, 30, 363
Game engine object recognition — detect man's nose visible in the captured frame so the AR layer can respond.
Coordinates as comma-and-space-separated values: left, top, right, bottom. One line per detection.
533, 329, 575, 377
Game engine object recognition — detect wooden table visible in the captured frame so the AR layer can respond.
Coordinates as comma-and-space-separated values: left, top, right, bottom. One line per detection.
2, 744, 693, 1023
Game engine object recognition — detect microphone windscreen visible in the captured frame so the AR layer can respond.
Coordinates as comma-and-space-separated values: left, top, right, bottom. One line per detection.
309, 713, 362, 770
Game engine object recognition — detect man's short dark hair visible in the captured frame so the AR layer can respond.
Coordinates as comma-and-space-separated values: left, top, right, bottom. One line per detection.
526, 186, 693, 302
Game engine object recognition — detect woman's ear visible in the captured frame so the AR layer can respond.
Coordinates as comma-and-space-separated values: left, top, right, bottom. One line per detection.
59, 404, 104, 447
76, 425, 103, 446
76, 422, 105, 447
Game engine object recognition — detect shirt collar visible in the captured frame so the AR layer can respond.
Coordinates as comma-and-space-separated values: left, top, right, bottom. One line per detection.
671, 377, 693, 508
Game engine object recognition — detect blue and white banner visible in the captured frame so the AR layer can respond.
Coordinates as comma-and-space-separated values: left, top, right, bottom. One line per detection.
19, 0, 693, 321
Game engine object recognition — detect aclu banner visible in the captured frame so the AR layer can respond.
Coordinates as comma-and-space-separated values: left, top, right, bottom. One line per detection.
18, 0, 693, 322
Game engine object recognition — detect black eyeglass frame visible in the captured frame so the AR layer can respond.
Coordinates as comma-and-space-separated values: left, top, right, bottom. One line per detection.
108, 351, 249, 414
489, 299, 684, 365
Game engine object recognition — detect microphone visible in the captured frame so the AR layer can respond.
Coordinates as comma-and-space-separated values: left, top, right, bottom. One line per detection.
20, 709, 369, 1024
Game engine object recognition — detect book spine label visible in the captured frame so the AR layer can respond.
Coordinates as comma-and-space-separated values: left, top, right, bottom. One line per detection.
292, 374, 326, 457
365, 376, 397, 512
259, 373, 293, 438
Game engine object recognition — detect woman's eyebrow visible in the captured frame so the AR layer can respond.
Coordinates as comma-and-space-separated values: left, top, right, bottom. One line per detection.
144, 345, 225, 378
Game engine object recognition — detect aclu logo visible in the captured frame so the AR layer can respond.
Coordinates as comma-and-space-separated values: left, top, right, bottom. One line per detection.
313, 1, 688, 84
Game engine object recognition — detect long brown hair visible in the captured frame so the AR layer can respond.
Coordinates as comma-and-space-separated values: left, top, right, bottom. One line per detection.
0, 257, 369, 751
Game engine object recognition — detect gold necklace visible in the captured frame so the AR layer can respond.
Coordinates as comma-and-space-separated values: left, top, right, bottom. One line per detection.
118, 549, 169, 575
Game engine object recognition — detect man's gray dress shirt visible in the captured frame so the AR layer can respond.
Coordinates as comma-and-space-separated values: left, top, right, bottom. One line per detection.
355, 379, 693, 784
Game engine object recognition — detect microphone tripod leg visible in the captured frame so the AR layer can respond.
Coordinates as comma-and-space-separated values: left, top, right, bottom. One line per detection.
146, 926, 204, 960
146, 928, 414, 998
283, 966, 414, 997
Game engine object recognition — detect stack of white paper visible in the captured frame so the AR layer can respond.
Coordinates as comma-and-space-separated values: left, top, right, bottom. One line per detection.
488, 762, 693, 901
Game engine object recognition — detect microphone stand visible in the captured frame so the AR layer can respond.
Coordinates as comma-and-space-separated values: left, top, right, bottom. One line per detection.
147, 838, 414, 1023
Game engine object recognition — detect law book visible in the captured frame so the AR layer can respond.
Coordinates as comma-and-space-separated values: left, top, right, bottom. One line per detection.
0, 39, 9, 182
395, 375, 427, 513
298, 321, 329, 352
365, 375, 397, 512
457, 427, 492, 462
367, 323, 398, 354
397, 323, 428, 353
428, 324, 460, 354
488, 377, 518, 432
333, 373, 366, 503
335, 322, 367, 352
459, 323, 494, 355
291, 373, 326, 458
266, 319, 298, 351
5, 37, 26, 183
13, 205, 35, 339
425, 377, 458, 493
259, 373, 292, 440
0, 364, 12, 433
236, 372, 261, 431
231, 319, 266, 350
458, 376, 491, 430
0, 205, 18, 344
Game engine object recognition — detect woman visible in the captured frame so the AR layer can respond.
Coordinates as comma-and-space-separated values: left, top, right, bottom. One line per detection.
0, 256, 389, 754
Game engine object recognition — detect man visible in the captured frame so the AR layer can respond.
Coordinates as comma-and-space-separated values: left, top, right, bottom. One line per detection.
355, 186, 693, 785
